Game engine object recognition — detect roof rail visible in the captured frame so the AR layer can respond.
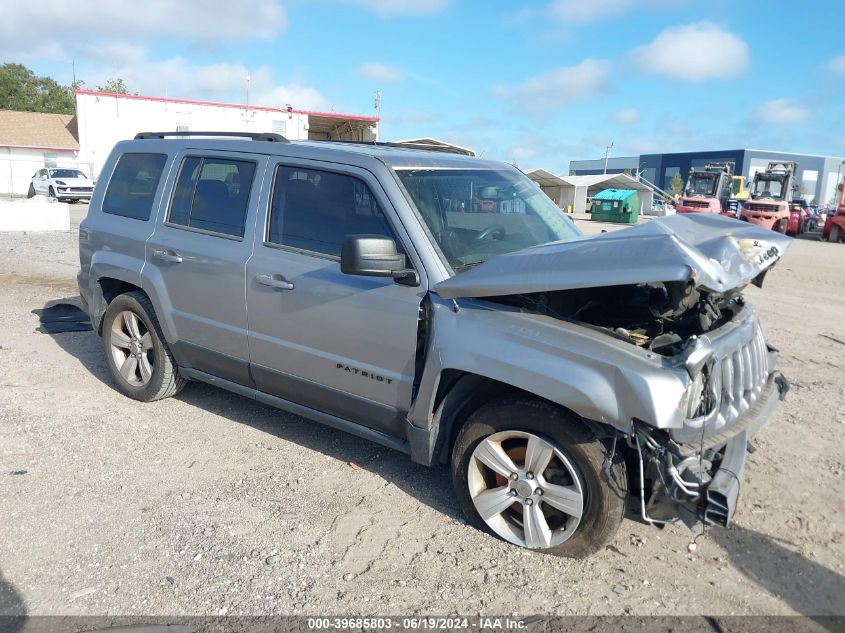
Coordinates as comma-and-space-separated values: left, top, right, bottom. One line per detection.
134, 131, 289, 143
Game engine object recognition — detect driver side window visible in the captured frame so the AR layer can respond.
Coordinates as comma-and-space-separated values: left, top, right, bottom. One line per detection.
266, 165, 401, 258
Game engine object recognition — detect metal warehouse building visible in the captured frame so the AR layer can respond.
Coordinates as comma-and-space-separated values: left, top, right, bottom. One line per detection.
571, 149, 845, 206
0, 90, 379, 196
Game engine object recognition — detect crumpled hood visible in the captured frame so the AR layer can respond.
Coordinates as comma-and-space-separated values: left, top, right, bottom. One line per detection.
434, 213, 792, 299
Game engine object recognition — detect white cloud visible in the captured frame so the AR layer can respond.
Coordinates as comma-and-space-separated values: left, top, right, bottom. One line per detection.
89, 58, 330, 111
632, 22, 749, 81
494, 59, 610, 115
613, 107, 640, 125
0, 0, 286, 60
829, 55, 845, 74
340, 0, 449, 16
754, 98, 810, 125
356, 62, 405, 84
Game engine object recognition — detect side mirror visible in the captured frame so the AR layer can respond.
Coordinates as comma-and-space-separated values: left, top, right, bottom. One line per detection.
340, 235, 417, 284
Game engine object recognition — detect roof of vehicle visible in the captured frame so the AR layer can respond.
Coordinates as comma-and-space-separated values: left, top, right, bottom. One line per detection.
120, 135, 506, 170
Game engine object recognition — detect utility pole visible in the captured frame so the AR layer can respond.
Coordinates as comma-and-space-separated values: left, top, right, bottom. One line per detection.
245, 73, 251, 129
374, 90, 382, 141
603, 141, 614, 174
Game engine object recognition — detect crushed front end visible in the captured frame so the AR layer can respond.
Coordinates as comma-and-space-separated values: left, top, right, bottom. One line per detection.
630, 307, 789, 531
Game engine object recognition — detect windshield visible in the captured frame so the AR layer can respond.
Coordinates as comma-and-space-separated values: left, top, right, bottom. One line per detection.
395, 167, 581, 271
686, 173, 717, 197
751, 175, 784, 199
49, 169, 86, 179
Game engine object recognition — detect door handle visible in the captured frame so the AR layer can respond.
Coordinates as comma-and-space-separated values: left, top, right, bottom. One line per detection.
255, 274, 294, 290
152, 249, 183, 263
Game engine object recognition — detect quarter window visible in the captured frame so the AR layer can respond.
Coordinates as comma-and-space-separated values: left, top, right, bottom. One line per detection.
168, 157, 256, 237
102, 153, 168, 221
267, 166, 398, 257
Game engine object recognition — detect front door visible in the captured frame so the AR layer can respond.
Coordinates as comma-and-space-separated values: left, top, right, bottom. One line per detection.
145, 150, 266, 386
246, 160, 425, 437
34, 170, 48, 195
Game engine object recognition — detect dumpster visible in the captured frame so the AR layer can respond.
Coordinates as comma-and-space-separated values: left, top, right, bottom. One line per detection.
590, 189, 640, 223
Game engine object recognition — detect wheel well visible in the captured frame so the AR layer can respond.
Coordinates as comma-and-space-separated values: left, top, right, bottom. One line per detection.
99, 278, 142, 303
95, 278, 144, 333
432, 371, 612, 465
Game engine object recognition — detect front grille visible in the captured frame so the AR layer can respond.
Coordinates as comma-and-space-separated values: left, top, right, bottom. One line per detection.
684, 199, 710, 209
713, 323, 768, 427
745, 203, 780, 213
69, 187, 93, 193
672, 311, 772, 448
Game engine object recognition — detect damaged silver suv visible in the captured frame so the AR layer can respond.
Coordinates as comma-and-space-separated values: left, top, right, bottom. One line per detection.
78, 131, 790, 557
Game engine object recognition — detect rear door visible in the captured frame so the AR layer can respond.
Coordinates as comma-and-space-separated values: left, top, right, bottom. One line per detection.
144, 150, 267, 386
245, 160, 425, 437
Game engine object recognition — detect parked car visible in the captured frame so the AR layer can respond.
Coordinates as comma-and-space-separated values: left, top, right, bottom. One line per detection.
29, 167, 95, 203
78, 131, 791, 558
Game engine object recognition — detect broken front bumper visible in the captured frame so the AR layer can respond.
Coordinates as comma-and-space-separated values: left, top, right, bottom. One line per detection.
638, 371, 788, 530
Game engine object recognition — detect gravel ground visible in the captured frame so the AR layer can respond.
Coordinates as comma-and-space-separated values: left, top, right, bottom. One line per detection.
0, 206, 843, 618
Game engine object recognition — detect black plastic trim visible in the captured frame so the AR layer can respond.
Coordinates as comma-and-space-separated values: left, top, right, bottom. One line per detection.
179, 367, 410, 455
250, 363, 405, 437
135, 131, 289, 143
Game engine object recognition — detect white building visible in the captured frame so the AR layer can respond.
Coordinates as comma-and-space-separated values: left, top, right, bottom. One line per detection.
75, 89, 379, 179
0, 110, 82, 196
0, 91, 380, 195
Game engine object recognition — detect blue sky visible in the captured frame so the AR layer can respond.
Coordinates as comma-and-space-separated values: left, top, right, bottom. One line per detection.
4, 0, 845, 172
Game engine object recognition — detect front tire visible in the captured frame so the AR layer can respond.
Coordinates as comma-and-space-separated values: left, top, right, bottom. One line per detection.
27, 183, 35, 198
48, 186, 56, 202
451, 398, 627, 558
831, 225, 841, 244
101, 291, 185, 402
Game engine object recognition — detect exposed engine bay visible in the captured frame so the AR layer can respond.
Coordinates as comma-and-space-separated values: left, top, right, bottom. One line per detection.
492, 280, 746, 356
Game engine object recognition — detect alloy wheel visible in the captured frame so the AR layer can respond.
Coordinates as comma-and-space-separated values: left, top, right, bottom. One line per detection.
109, 310, 155, 387
467, 430, 585, 549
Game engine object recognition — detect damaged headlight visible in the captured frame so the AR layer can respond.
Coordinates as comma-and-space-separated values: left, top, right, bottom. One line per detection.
684, 362, 719, 420
685, 371, 706, 418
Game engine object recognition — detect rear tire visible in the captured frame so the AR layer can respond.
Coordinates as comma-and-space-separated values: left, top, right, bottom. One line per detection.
831, 225, 841, 244
451, 397, 627, 558
101, 291, 186, 402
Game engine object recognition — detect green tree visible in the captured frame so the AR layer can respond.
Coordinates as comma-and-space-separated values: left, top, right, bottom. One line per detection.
0, 63, 75, 113
97, 78, 129, 94
668, 172, 684, 198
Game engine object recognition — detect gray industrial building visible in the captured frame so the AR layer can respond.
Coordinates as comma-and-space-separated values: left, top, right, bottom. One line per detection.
570, 149, 845, 206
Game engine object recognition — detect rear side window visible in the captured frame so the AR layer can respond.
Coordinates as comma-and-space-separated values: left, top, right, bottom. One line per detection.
266, 166, 398, 257
167, 157, 256, 238
102, 153, 167, 221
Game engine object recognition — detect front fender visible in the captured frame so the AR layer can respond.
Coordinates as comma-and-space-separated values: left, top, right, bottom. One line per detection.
409, 297, 689, 440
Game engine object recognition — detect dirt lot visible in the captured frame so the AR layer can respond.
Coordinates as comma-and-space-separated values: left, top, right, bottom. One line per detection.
0, 206, 843, 618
